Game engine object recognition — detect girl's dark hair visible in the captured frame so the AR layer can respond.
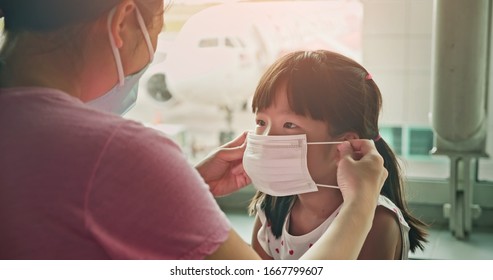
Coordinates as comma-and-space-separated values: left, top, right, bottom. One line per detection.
248, 50, 428, 252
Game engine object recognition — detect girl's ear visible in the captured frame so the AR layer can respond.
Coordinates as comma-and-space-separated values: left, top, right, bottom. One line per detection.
342, 132, 359, 141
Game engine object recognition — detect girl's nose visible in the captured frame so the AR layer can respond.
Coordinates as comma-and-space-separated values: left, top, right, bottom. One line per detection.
264, 125, 282, 136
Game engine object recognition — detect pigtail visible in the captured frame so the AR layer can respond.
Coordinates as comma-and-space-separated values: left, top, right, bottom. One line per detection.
362, 68, 428, 252
374, 137, 429, 252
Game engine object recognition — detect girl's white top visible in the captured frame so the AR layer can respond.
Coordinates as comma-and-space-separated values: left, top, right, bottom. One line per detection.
256, 195, 411, 259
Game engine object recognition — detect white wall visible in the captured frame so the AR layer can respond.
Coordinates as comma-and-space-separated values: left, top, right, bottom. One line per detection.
361, 0, 433, 126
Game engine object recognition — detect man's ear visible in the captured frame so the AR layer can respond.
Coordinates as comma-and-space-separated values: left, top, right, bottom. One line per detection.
107, 0, 137, 48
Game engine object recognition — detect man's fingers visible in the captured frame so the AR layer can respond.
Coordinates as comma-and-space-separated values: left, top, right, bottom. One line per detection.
216, 131, 249, 161
347, 139, 376, 155
337, 141, 364, 161
337, 141, 354, 159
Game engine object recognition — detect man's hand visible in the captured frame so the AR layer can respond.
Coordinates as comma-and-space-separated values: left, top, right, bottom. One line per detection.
337, 140, 388, 210
195, 131, 252, 197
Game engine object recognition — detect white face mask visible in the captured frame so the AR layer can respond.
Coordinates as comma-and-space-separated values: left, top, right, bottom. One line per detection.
243, 133, 342, 197
87, 6, 155, 115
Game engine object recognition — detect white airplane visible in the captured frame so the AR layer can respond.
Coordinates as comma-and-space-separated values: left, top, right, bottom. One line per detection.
136, 1, 363, 129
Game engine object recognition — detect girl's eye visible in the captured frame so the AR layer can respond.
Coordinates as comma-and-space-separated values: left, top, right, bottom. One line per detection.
256, 119, 266, 127
283, 122, 298, 129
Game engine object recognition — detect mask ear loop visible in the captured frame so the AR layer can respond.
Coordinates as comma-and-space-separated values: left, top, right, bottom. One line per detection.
106, 6, 155, 88
134, 6, 155, 61
307, 141, 344, 145
107, 8, 125, 87
306, 141, 343, 189
263, 116, 272, 136
316, 184, 340, 189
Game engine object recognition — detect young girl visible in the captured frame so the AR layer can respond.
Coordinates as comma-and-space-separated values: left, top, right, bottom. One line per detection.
244, 50, 428, 259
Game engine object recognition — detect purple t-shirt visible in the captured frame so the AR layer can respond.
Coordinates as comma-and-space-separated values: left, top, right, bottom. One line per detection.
0, 87, 230, 259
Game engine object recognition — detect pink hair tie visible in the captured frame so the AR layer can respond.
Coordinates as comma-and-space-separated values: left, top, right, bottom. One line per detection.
365, 73, 373, 80
373, 134, 382, 142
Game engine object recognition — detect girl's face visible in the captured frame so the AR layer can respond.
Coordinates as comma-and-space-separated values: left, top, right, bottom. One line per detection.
254, 83, 340, 186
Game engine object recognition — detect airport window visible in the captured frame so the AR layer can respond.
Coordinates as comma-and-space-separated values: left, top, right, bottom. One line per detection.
408, 128, 434, 157
380, 126, 402, 156
380, 126, 435, 159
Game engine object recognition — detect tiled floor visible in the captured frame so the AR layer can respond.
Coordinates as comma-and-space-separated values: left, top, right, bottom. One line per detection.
226, 212, 493, 260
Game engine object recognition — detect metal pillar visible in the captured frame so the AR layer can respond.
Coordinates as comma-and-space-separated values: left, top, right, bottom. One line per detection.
444, 157, 482, 239
431, 0, 490, 239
